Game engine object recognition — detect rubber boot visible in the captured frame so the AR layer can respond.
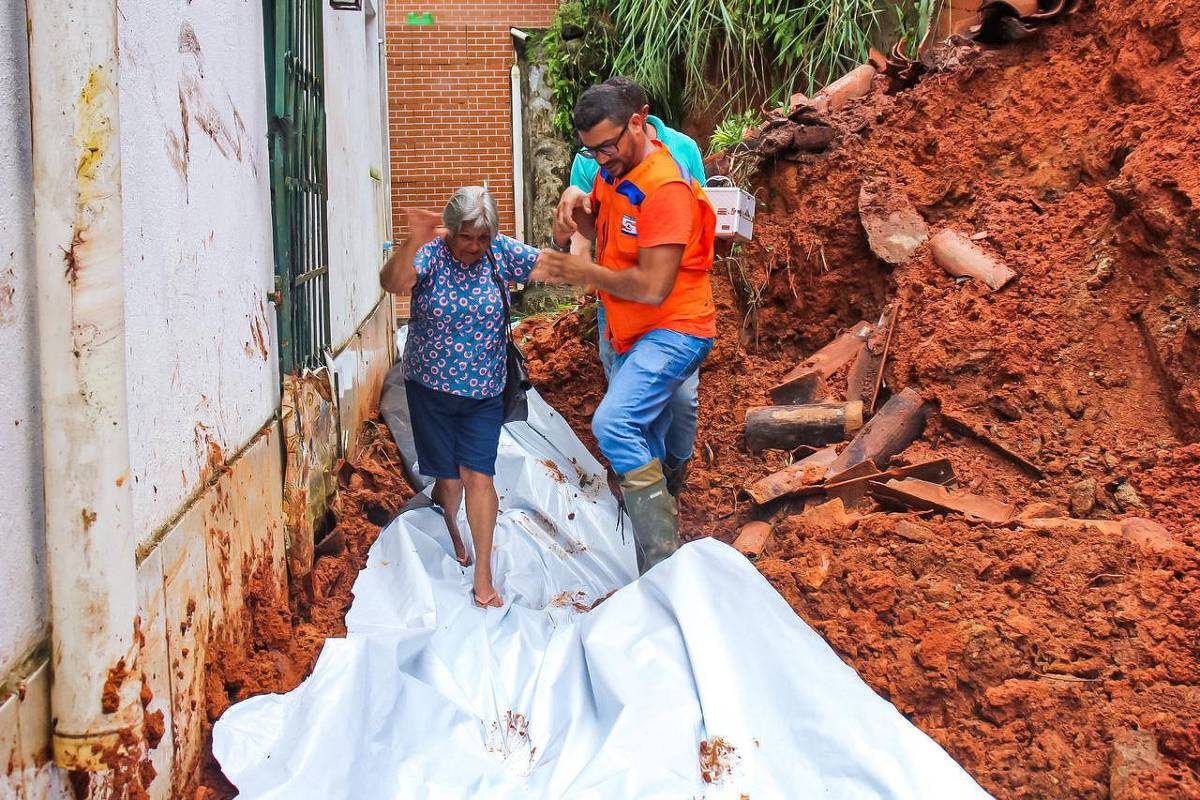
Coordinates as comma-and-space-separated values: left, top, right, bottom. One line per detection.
620, 459, 679, 574
663, 456, 691, 499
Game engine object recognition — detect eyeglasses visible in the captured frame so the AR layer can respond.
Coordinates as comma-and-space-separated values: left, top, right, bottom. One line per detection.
577, 119, 631, 160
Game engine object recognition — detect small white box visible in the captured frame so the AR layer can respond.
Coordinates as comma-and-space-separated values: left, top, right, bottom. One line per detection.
703, 185, 756, 242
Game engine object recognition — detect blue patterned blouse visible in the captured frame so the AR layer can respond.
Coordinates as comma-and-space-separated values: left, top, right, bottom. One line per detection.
403, 234, 539, 399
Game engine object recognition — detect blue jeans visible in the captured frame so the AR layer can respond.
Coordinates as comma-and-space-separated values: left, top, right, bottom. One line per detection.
592, 328, 713, 476
596, 301, 701, 465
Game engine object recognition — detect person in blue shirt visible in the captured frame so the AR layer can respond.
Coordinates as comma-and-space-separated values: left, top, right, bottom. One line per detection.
380, 186, 541, 609
568, 76, 707, 500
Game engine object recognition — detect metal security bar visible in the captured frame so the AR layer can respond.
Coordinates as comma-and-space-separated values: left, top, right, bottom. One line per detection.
264, 0, 331, 374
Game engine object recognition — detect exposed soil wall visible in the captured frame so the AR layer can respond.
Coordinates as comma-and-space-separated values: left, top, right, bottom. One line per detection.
523, 0, 1200, 795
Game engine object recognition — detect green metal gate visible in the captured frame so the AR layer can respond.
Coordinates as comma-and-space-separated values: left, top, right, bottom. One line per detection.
264, 0, 331, 374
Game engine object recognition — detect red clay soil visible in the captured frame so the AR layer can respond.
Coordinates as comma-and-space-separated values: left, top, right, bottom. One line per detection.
522, 0, 1200, 796
196, 421, 412, 799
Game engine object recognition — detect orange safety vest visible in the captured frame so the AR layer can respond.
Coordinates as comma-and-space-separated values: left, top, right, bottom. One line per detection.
592, 142, 717, 354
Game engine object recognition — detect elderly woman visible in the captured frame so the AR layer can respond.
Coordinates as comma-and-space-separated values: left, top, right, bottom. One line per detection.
380, 187, 539, 608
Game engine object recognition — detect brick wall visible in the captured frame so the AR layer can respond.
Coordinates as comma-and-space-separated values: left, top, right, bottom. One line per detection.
385, 2, 559, 238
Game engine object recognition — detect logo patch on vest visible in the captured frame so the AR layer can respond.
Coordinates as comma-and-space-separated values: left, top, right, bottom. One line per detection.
620, 214, 638, 236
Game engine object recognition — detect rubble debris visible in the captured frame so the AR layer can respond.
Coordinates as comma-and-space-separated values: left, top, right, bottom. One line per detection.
768, 321, 873, 404
826, 388, 927, 476
1109, 730, 1162, 800
894, 520, 934, 542
929, 229, 1017, 290
744, 445, 839, 505
869, 477, 1016, 523
1121, 517, 1176, 554
940, 409, 1045, 478
744, 401, 864, 452
1111, 481, 1144, 510
733, 520, 774, 559
858, 181, 929, 265
969, 0, 1082, 44
1013, 516, 1121, 535
815, 65, 877, 112
846, 303, 900, 415
1068, 478, 1098, 517
825, 458, 956, 509
1016, 501, 1060, 519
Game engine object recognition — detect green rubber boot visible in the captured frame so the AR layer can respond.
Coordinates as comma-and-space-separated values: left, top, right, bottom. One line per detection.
663, 456, 691, 499
620, 459, 679, 574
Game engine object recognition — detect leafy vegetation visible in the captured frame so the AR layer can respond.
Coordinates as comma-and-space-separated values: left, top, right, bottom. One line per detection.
708, 109, 764, 155
539, 0, 942, 136
537, 1, 617, 137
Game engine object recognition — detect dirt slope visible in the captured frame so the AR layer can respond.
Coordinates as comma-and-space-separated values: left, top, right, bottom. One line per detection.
523, 0, 1200, 795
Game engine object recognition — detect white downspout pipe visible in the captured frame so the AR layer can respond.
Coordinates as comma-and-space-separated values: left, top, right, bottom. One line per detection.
27, 0, 144, 773
509, 29, 526, 242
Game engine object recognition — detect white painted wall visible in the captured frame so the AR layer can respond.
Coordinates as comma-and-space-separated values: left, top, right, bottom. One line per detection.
1, 0, 392, 677
118, 1, 279, 539
0, 0, 48, 679
325, 0, 389, 346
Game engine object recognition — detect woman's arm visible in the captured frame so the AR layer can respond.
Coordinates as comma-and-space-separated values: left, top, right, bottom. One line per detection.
380, 209, 444, 295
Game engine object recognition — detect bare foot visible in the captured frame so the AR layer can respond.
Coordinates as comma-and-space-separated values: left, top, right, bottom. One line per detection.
450, 531, 471, 567
443, 512, 471, 566
472, 578, 503, 608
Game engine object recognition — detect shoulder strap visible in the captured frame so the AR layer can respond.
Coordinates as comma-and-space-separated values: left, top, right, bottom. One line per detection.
484, 249, 514, 340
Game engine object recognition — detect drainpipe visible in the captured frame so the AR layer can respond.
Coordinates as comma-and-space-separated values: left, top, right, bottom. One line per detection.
509, 28, 527, 242
27, 0, 144, 774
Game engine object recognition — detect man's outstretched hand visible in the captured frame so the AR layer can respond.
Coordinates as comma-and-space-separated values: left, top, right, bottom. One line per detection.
532, 250, 595, 287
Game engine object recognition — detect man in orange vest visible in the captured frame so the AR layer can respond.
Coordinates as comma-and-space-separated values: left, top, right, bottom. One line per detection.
532, 83, 717, 573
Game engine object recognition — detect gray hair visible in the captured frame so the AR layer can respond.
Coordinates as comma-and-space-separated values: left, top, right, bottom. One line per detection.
443, 186, 499, 237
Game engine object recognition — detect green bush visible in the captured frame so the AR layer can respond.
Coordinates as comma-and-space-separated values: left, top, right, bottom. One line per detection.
538, 1, 617, 138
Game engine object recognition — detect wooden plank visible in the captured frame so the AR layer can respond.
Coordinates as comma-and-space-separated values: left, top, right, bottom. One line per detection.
940, 410, 1045, 478
825, 387, 927, 476
744, 445, 839, 504
768, 321, 873, 404
733, 521, 774, 559
847, 302, 901, 415
868, 477, 1015, 523
745, 402, 864, 452
825, 458, 955, 509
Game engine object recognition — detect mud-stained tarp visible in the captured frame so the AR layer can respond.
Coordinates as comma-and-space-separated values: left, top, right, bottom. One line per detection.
212, 339, 988, 799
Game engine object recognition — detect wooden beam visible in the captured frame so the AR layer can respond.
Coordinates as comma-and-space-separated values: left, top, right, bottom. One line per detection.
745, 402, 864, 453
768, 321, 873, 405
868, 477, 1015, 524
825, 387, 927, 476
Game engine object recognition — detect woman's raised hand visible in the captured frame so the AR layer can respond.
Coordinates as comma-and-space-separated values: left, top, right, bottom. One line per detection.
406, 208, 447, 246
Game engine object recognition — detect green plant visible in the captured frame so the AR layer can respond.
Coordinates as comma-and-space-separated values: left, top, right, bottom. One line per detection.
708, 109, 763, 155
539, 1, 617, 137
770, 0, 887, 95
606, 0, 888, 120
891, 0, 943, 59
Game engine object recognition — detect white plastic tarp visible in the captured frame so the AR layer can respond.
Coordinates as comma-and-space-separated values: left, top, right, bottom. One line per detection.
213, 356, 989, 798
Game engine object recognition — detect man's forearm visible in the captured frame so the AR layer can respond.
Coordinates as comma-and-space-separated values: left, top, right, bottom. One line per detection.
582, 261, 670, 306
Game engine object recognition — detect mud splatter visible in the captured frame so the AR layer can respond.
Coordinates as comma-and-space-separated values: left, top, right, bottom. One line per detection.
699, 736, 738, 784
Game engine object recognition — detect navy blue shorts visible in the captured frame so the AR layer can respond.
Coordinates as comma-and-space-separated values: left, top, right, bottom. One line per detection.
405, 380, 504, 479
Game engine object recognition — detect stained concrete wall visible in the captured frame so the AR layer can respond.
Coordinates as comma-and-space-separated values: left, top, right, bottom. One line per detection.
118, 0, 280, 542
326, 0, 391, 348
0, 0, 48, 685
2, 0, 395, 796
